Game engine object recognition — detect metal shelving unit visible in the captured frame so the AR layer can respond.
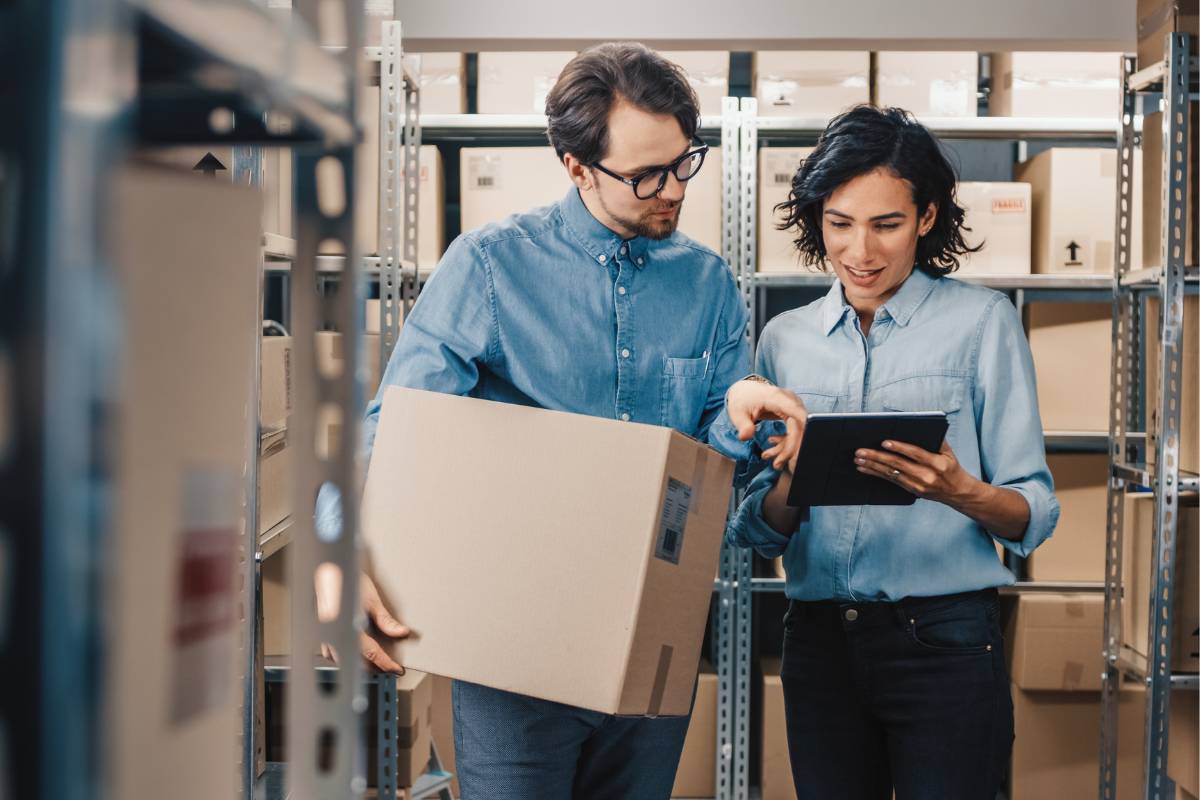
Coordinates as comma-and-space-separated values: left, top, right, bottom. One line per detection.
1100, 34, 1199, 800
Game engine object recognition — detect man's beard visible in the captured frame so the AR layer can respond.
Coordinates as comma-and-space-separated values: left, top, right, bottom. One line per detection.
597, 193, 682, 241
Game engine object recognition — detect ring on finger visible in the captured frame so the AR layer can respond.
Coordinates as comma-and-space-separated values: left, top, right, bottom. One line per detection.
891, 469, 901, 478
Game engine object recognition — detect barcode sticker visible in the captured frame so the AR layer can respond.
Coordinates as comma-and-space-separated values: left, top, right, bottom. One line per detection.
467, 155, 501, 191
655, 478, 692, 564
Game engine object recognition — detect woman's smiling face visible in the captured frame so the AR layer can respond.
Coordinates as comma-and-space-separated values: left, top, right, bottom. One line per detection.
821, 167, 937, 315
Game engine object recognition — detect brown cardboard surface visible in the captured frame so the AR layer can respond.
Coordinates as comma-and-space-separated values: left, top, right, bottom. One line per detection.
477, 52, 576, 114
955, 182, 1032, 275
108, 162, 258, 800
258, 436, 292, 536
430, 675, 459, 797
260, 336, 292, 431
459, 147, 567, 232
1122, 492, 1200, 672
1016, 147, 1143, 274
1143, 107, 1199, 272
660, 51, 730, 117
262, 547, 290, 657
874, 52, 978, 117
1027, 454, 1109, 582
362, 388, 733, 715
1170, 689, 1200, 797
1009, 684, 1145, 799
1027, 303, 1111, 432
989, 52, 1123, 118
754, 51, 870, 117
405, 53, 466, 114
757, 148, 814, 272
677, 144, 723, 254
314, 331, 383, 400
1137, 0, 1200, 65
672, 664, 717, 798
761, 659, 795, 800
1006, 592, 1105, 691
1146, 295, 1200, 475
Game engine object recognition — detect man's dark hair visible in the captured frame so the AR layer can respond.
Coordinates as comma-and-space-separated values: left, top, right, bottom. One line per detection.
545, 43, 700, 165
776, 105, 981, 277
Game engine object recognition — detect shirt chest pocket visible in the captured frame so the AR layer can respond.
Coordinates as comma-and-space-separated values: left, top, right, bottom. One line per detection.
660, 354, 711, 432
877, 374, 966, 419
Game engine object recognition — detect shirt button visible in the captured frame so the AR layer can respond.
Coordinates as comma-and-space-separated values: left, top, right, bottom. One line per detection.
598, 254, 607, 264
618, 286, 627, 296
620, 245, 628, 256
620, 412, 631, 421
620, 348, 631, 359
636, 257, 644, 266
844, 608, 859, 622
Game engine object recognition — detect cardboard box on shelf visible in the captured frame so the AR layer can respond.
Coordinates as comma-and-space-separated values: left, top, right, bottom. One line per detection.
757, 148, 813, 272
477, 52, 576, 115
315, 331, 383, 400
1009, 683, 1146, 799
260, 336, 293, 431
754, 52, 870, 117
1170, 689, 1200, 798
1122, 492, 1199, 673
460, 146, 566, 232
258, 432, 292, 536
404, 53, 466, 115
1016, 147, 1144, 274
873, 52, 978, 118
1143, 106, 1199, 270
1006, 592, 1105, 691
761, 659, 795, 800
362, 388, 734, 715
677, 145, 724, 254
989, 52, 1123, 118
671, 664, 717, 798
366, 670, 434, 788
1026, 454, 1109, 582
1137, 0, 1200, 66
262, 547, 290, 657
1027, 303, 1111, 432
954, 182, 1032, 275
1146, 295, 1199, 475
108, 163, 259, 800
661, 51, 729, 117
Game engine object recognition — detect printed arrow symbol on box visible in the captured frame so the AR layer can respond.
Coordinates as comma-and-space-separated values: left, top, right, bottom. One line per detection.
1066, 240, 1081, 261
193, 152, 227, 178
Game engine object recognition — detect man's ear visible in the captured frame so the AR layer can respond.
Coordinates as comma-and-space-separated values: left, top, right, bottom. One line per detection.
562, 153, 593, 191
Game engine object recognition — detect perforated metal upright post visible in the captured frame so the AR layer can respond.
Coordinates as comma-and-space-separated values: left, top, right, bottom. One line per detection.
400, 44, 422, 322
1100, 53, 1140, 800
378, 20, 405, 373
286, 1, 366, 798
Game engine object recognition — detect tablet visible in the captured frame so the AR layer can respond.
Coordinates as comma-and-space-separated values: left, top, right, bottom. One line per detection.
786, 411, 949, 507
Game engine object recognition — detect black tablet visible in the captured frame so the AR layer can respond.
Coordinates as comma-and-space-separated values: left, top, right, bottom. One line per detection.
786, 412, 949, 507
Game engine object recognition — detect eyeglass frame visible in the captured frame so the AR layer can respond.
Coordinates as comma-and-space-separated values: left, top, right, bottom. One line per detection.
588, 140, 710, 200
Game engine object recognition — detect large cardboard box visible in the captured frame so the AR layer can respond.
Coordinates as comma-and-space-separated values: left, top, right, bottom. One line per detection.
1137, 0, 1200, 66
1122, 492, 1200, 672
460, 146, 566, 232
1171, 690, 1200, 798
757, 148, 813, 271
754, 52, 870, 117
404, 53, 466, 115
761, 659, 795, 800
477, 52, 576, 115
1027, 303, 1112, 432
661, 51, 729, 117
677, 144, 724, 254
672, 664, 717, 798
362, 388, 734, 715
1146, 295, 1200, 475
366, 670, 434, 788
1017, 147, 1144, 274
1007, 592, 1105, 691
989, 52, 1123, 118
1010, 684, 1146, 800
108, 163, 259, 800
1027, 454, 1109, 582
955, 182, 1032, 275
874, 52, 978, 117
1143, 107, 1200, 271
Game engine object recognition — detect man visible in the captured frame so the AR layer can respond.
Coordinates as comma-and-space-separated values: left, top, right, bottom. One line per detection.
320, 42, 804, 799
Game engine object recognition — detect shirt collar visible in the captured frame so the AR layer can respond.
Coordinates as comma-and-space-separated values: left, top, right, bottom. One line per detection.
558, 188, 651, 268
819, 267, 939, 336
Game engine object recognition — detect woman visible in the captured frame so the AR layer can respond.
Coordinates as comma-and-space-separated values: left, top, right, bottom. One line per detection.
725, 106, 1059, 799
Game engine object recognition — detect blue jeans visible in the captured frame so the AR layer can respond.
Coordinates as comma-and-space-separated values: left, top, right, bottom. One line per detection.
452, 680, 692, 800
780, 588, 1013, 800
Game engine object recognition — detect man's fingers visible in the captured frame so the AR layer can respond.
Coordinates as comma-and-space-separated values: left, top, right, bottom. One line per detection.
370, 607, 411, 639
360, 632, 404, 675
321, 642, 339, 664
729, 406, 758, 442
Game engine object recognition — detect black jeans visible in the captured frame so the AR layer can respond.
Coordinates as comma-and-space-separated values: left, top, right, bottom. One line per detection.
779, 588, 1013, 800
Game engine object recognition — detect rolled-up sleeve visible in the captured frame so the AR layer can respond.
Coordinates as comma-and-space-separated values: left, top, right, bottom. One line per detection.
974, 296, 1060, 556
726, 462, 796, 558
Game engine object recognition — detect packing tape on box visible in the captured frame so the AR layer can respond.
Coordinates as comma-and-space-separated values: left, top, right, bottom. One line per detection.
396, 717, 421, 749
260, 427, 288, 458
1061, 660, 1086, 689
646, 644, 674, 718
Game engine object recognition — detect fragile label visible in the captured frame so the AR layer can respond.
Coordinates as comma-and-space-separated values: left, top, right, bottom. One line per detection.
655, 478, 692, 565
991, 197, 1027, 214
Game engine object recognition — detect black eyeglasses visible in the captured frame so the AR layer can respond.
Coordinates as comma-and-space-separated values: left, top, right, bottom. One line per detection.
590, 141, 709, 200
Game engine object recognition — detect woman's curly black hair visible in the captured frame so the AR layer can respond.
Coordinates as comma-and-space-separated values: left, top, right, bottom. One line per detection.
775, 105, 981, 276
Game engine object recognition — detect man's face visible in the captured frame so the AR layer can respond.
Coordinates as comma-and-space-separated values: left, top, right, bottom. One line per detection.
580, 98, 693, 240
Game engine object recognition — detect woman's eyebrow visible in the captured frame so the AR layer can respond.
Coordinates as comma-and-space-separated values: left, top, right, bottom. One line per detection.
824, 208, 907, 221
